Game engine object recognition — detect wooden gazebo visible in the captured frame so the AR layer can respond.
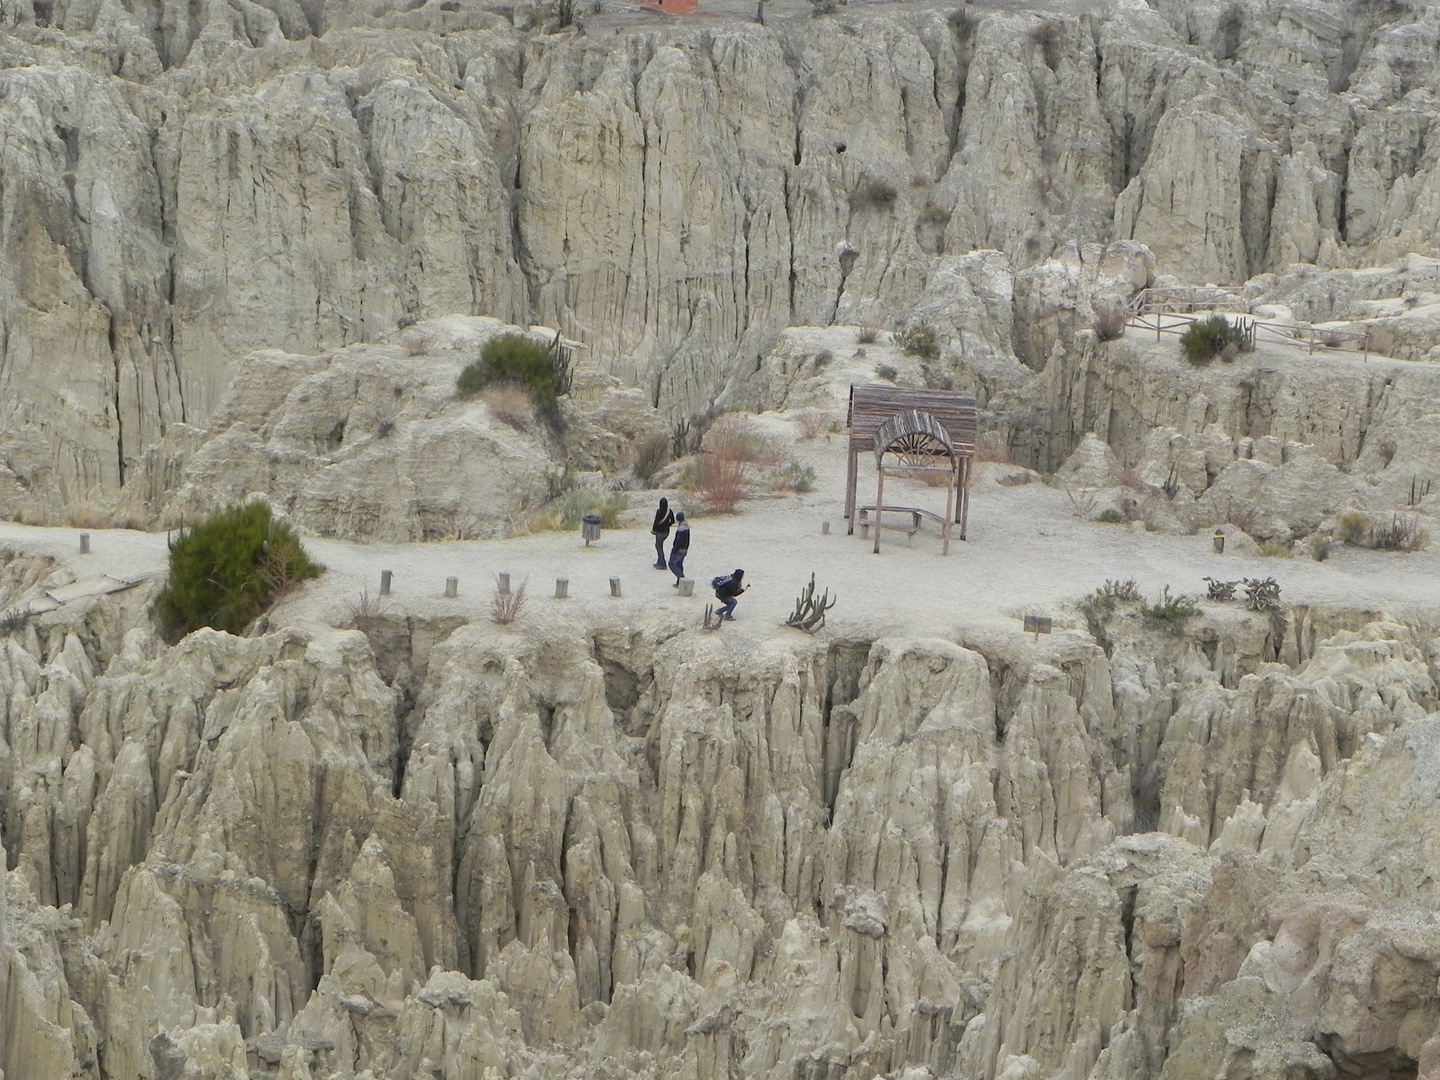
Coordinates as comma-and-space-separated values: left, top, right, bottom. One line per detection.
845, 385, 978, 546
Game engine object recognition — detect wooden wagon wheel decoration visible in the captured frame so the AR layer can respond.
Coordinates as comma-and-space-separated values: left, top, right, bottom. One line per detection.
874, 410, 955, 467
869, 410, 961, 555
888, 429, 951, 467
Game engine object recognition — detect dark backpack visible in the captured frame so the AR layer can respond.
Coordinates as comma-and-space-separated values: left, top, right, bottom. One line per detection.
711, 574, 732, 591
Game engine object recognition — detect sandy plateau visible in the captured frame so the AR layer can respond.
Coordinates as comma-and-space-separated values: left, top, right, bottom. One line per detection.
5, 0, 1440, 1077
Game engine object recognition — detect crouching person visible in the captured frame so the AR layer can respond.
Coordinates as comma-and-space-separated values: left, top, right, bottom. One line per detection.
712, 569, 747, 621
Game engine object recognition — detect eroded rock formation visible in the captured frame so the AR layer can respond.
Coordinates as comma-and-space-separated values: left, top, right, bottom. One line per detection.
5, 0, 1440, 514
3, 547, 1440, 1079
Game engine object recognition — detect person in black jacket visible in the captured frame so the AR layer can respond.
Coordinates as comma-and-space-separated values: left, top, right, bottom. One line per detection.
714, 569, 746, 620
651, 497, 675, 568
667, 513, 690, 585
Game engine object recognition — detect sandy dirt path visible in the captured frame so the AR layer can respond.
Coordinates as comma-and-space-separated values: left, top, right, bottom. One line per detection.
2, 422, 1436, 654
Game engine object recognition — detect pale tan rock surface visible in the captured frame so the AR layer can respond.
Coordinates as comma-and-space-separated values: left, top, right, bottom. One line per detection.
1, 486, 1440, 1080
5, 0, 1440, 518
145, 315, 668, 541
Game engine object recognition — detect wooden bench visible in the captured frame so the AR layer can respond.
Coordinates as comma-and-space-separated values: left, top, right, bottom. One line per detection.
857, 505, 943, 544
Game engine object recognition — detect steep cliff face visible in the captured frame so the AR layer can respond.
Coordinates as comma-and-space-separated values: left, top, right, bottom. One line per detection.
3, 549, 1440, 1080
4, 0, 1440, 512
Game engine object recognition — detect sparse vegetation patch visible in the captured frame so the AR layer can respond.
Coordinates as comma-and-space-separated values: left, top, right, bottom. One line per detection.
154, 502, 323, 644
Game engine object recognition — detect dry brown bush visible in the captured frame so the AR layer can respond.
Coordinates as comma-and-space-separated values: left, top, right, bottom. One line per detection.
706, 414, 786, 466
1092, 307, 1126, 342
490, 576, 528, 624
62, 502, 114, 529
696, 455, 749, 513
481, 382, 535, 429
856, 326, 881, 344
631, 432, 670, 485
403, 331, 437, 357
794, 410, 831, 440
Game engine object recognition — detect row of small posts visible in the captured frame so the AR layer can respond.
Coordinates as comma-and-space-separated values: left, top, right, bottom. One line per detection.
377, 571, 689, 599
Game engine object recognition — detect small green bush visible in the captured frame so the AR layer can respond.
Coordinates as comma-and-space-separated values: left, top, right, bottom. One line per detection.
632, 433, 670, 486
1257, 539, 1293, 558
1337, 510, 1371, 545
875, 363, 898, 382
895, 324, 940, 361
1180, 316, 1246, 364
1141, 586, 1201, 632
1077, 578, 1142, 623
458, 334, 569, 415
772, 462, 817, 493
154, 502, 323, 644
547, 489, 628, 529
1096, 508, 1127, 524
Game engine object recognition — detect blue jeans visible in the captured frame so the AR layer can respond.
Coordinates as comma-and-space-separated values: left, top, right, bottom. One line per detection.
654, 535, 667, 566
717, 595, 737, 618
668, 550, 686, 581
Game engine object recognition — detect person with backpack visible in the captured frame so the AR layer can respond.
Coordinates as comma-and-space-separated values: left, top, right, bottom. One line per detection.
667, 513, 690, 585
651, 497, 675, 569
712, 569, 746, 620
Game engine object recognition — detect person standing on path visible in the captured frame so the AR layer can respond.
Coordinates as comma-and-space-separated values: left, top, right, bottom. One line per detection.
667, 513, 690, 586
651, 497, 675, 569
714, 569, 746, 620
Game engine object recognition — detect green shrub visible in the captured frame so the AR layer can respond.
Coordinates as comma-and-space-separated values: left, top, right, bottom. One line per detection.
1077, 578, 1142, 623
772, 462, 817, 493
154, 502, 323, 644
1257, 539, 1293, 558
458, 334, 570, 415
1337, 510, 1370, 545
1141, 586, 1201, 632
875, 363, 898, 382
895, 324, 940, 361
632, 432, 670, 486
546, 489, 628, 530
1180, 316, 1246, 364
1096, 508, 1127, 524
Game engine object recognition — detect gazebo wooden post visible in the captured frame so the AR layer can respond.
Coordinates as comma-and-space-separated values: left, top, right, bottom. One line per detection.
941, 462, 956, 556
846, 444, 859, 534
958, 458, 970, 540
873, 466, 885, 554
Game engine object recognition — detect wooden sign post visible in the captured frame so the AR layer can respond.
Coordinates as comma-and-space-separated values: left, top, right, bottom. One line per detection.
1023, 614, 1053, 642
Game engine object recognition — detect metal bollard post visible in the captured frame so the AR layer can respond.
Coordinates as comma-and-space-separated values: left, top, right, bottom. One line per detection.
555, 578, 569, 599
609, 577, 622, 598
1213, 530, 1225, 554
444, 577, 458, 598
380, 570, 392, 596
498, 572, 511, 595
79, 533, 90, 554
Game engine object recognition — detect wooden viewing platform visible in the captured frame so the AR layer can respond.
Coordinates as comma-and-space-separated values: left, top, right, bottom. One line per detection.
845, 385, 978, 544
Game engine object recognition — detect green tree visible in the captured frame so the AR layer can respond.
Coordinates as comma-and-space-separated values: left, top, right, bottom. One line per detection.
154, 502, 323, 643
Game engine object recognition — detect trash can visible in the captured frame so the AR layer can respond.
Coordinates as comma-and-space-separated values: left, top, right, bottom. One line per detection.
581, 513, 602, 546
